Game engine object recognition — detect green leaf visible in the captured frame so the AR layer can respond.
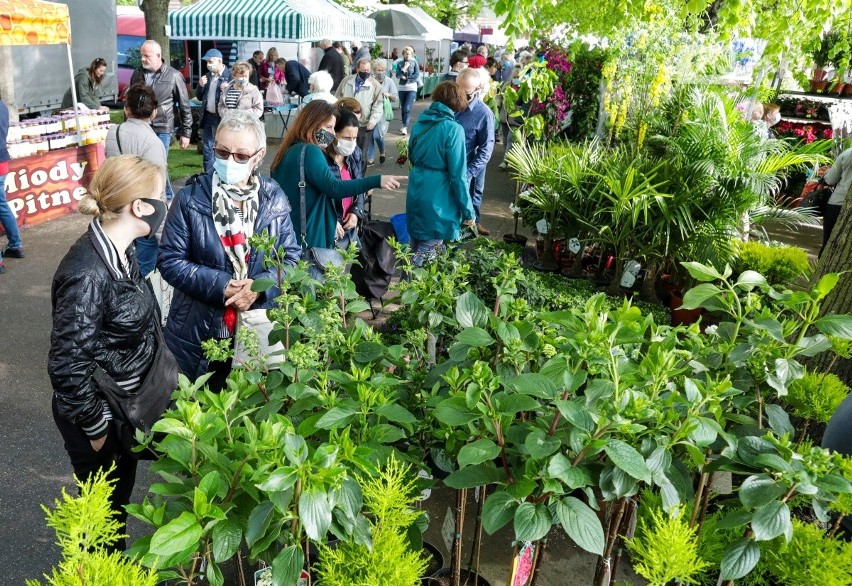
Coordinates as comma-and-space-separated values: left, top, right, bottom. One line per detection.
680, 283, 722, 310
764, 404, 794, 437
815, 315, 852, 339
604, 439, 651, 484
299, 489, 333, 541
735, 270, 767, 291
206, 561, 224, 586
199, 470, 224, 501
525, 429, 561, 459
720, 538, 760, 580
456, 327, 495, 348
443, 463, 501, 489
377, 403, 417, 426
815, 273, 839, 299
456, 291, 489, 328
481, 491, 518, 534
149, 512, 203, 559
283, 433, 308, 465
739, 474, 787, 508
682, 261, 723, 282
316, 406, 357, 430
354, 341, 385, 363
509, 373, 559, 399
751, 501, 792, 542
245, 501, 275, 548
554, 399, 594, 432
556, 496, 605, 555
458, 439, 501, 467
514, 502, 552, 542
716, 510, 753, 530
272, 545, 304, 586
495, 393, 540, 415
211, 519, 242, 563
251, 278, 276, 293
256, 468, 298, 493
548, 453, 589, 488
435, 397, 480, 426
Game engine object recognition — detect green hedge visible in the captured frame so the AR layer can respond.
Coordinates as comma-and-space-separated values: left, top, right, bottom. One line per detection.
731, 240, 811, 288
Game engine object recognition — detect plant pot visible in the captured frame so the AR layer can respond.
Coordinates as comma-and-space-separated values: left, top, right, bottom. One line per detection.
420, 541, 445, 580
831, 82, 846, 95
428, 568, 492, 586
809, 79, 829, 93
503, 233, 528, 246
670, 293, 705, 326
844, 84, 852, 96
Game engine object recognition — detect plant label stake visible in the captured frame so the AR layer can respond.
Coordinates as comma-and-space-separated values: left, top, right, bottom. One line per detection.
568, 237, 581, 254
442, 507, 456, 554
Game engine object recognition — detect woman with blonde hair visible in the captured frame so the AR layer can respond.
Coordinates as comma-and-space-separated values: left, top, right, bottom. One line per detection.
219, 61, 263, 118
395, 46, 420, 135
50, 155, 169, 550
259, 47, 279, 90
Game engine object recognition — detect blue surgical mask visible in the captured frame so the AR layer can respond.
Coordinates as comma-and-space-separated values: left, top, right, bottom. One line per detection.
214, 157, 253, 185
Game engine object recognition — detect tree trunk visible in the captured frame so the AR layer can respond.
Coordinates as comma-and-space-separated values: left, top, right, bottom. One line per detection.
141, 0, 171, 66
808, 196, 852, 386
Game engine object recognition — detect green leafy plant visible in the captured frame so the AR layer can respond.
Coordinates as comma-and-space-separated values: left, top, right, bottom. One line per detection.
731, 240, 812, 288
313, 455, 428, 586
762, 519, 852, 585
784, 370, 850, 432
27, 466, 159, 586
625, 505, 710, 586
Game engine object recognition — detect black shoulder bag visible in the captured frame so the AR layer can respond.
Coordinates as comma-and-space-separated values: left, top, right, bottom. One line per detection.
92, 323, 179, 460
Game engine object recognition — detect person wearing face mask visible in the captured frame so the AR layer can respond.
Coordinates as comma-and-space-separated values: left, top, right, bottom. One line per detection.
395, 47, 420, 135
441, 49, 470, 83
219, 61, 263, 118
326, 108, 368, 248
49, 155, 171, 551
158, 110, 301, 391
455, 68, 495, 235
270, 101, 403, 263
105, 83, 167, 276
335, 58, 386, 174
196, 48, 233, 173
368, 60, 398, 166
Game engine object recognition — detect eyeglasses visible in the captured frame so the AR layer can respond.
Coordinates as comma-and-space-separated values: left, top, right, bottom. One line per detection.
213, 147, 261, 164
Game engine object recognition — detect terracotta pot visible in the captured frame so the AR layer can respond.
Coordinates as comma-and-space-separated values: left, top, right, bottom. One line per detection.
670, 293, 705, 326
810, 79, 829, 93
844, 84, 852, 96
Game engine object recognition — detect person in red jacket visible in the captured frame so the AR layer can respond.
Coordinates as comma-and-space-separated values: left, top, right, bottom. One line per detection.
468, 45, 488, 68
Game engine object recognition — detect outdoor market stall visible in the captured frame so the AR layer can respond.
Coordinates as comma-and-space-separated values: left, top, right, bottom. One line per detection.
369, 4, 452, 98
0, 0, 105, 232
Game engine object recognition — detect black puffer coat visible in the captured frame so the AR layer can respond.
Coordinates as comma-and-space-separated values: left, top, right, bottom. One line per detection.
49, 227, 157, 437
158, 172, 302, 379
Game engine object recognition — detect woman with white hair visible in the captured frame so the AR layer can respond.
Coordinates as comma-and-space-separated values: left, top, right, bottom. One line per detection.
302, 70, 337, 106
158, 110, 302, 391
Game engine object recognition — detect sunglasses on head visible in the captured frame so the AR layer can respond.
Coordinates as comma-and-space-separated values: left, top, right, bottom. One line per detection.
213, 147, 261, 164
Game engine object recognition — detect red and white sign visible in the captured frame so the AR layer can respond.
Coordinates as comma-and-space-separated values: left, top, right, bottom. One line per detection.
1, 143, 105, 234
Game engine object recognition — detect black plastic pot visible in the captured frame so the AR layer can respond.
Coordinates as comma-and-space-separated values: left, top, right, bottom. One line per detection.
503, 233, 528, 246
427, 568, 492, 586
420, 541, 445, 580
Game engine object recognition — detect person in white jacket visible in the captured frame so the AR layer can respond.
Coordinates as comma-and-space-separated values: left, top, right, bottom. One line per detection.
821, 146, 852, 255
367, 59, 398, 166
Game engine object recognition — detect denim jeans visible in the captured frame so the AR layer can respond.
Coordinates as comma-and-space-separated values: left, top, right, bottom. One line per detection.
469, 171, 486, 224
134, 235, 159, 277
200, 114, 220, 174
368, 120, 388, 161
409, 237, 443, 267
0, 174, 22, 261
156, 133, 175, 202
399, 90, 416, 129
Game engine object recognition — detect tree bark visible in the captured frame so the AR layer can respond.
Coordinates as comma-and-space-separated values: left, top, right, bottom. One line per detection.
140, 0, 172, 66
808, 195, 852, 386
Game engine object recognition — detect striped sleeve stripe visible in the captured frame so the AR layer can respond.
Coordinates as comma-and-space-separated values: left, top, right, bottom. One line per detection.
82, 416, 109, 438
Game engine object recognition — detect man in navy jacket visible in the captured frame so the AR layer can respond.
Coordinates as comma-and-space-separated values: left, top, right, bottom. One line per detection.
284, 59, 311, 98
455, 68, 495, 235
195, 49, 232, 173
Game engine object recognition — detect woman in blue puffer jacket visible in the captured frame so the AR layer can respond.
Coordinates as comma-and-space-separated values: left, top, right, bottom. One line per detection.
158, 111, 301, 389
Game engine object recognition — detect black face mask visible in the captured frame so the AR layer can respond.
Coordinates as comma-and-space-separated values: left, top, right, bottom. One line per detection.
358, 71, 371, 81
138, 198, 167, 237
315, 128, 335, 148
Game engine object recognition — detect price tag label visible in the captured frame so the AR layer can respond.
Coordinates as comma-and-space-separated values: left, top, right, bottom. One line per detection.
442, 507, 456, 554
535, 218, 549, 235
568, 237, 581, 254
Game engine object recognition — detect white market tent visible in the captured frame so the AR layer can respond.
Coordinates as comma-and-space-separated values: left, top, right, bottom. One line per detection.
369, 4, 452, 74
168, 0, 376, 43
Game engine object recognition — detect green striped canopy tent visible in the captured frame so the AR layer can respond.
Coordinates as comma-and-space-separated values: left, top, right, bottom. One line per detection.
168, 0, 376, 42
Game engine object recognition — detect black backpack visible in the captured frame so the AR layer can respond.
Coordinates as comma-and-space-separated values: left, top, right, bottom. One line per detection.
351, 221, 397, 317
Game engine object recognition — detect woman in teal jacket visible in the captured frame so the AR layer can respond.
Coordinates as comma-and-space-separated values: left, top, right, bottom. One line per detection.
406, 81, 475, 263
270, 101, 401, 252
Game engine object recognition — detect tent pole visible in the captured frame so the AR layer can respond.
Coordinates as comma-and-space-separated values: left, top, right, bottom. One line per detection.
66, 43, 82, 145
